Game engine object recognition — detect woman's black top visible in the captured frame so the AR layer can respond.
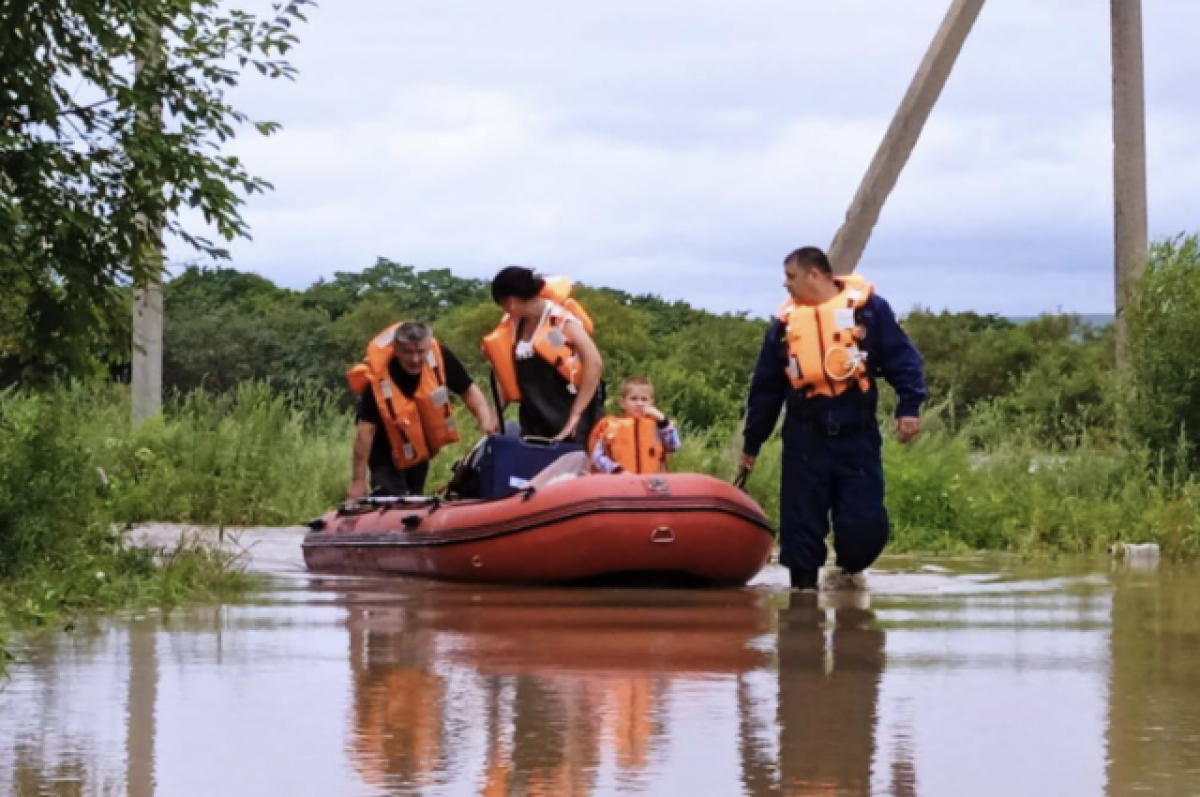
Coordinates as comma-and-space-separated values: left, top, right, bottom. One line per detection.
513, 319, 602, 444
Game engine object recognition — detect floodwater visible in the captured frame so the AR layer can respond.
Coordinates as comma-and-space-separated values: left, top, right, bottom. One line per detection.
2, 528, 1198, 796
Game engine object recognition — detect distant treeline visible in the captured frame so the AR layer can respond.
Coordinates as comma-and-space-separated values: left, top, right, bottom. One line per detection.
149, 258, 1119, 443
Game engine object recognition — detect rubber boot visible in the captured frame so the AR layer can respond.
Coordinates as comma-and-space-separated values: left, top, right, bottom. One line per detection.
790, 567, 819, 592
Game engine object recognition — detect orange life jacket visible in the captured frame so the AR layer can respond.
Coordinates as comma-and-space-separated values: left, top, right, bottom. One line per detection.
481, 276, 595, 406
779, 274, 874, 398
346, 324, 461, 469
588, 415, 667, 474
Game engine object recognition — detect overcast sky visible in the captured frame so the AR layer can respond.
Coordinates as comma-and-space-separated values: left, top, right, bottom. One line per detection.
189, 0, 1199, 317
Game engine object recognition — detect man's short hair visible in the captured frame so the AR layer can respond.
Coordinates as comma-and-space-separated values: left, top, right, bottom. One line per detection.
784, 246, 834, 276
394, 321, 432, 345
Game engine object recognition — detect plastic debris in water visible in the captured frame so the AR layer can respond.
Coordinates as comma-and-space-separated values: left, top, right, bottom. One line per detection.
1109, 542, 1161, 558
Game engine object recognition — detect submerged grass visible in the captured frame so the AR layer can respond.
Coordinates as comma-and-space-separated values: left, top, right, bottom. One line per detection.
0, 542, 254, 678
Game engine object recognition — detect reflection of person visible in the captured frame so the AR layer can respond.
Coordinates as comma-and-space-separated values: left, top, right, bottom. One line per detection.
347, 321, 497, 498
741, 246, 927, 590
507, 677, 603, 796
483, 267, 604, 443
346, 601, 448, 793
590, 376, 681, 474
775, 594, 886, 795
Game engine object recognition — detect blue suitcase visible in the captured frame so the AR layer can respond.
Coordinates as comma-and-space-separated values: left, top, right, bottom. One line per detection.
476, 434, 583, 499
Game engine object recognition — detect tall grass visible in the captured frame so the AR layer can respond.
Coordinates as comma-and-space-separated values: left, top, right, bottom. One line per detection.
98, 383, 352, 525
671, 413, 1200, 559
0, 384, 298, 673
12, 380, 1200, 559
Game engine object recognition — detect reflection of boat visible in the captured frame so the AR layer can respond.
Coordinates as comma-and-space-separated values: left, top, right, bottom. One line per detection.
432, 588, 773, 675
340, 584, 773, 795
303, 473, 774, 586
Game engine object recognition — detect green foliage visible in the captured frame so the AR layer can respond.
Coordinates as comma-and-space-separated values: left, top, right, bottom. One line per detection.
0, 0, 313, 383
0, 386, 253, 672
164, 270, 341, 392
161, 264, 775, 428
884, 431, 1200, 557
101, 383, 351, 524
1125, 235, 1200, 469
156, 261, 1128, 444
905, 309, 1113, 442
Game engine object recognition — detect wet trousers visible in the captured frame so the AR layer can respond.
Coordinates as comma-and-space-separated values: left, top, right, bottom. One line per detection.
778, 418, 889, 574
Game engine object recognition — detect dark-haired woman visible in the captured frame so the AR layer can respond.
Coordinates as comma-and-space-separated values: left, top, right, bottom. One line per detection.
482, 266, 604, 443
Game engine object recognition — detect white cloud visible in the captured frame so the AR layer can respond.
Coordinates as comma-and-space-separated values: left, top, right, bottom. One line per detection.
171, 0, 1200, 316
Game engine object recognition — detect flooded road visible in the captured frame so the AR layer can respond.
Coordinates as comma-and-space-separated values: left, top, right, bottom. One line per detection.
2, 528, 1198, 796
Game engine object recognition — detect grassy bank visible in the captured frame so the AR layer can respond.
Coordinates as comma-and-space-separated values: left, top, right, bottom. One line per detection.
7, 377, 1200, 672
9, 381, 1200, 557
0, 386, 272, 674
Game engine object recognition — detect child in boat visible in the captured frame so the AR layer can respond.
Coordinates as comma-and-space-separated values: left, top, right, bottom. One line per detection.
589, 376, 681, 474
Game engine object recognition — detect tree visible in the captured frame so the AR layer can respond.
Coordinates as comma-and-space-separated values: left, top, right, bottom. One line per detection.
1126, 235, 1200, 466
0, 0, 313, 383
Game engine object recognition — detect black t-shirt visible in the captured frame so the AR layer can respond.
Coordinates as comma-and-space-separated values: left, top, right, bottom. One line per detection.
357, 344, 473, 467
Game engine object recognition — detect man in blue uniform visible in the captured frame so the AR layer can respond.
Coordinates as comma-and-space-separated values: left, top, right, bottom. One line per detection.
741, 246, 927, 591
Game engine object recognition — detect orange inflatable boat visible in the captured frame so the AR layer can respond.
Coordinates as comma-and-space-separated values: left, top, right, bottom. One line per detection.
302, 472, 774, 587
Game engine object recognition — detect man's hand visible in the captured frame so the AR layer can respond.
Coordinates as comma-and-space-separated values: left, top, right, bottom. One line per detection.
894, 416, 921, 444
552, 413, 582, 442
463, 385, 502, 437
346, 479, 368, 500
739, 453, 757, 472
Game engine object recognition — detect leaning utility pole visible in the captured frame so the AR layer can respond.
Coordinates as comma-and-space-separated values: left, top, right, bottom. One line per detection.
828, 0, 988, 275
131, 26, 164, 425
1111, 0, 1149, 368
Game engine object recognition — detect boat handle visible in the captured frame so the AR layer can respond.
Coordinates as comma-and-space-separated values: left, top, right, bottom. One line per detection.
521, 436, 556, 448
651, 526, 675, 544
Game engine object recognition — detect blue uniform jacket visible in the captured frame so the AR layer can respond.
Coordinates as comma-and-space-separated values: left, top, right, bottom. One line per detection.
742, 293, 927, 457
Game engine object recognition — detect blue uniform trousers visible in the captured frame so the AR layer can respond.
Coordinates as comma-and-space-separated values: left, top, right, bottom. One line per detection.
778, 417, 889, 574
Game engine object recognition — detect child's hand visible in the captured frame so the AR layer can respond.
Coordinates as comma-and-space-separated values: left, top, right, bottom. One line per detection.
644, 406, 666, 422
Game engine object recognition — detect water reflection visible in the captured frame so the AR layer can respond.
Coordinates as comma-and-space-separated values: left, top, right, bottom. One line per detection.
126, 617, 157, 797
341, 587, 771, 795
1107, 564, 1200, 797
4, 563, 1200, 796
774, 594, 888, 796
339, 586, 898, 797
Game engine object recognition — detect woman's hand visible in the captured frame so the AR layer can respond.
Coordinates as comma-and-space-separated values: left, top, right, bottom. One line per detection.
552, 413, 582, 442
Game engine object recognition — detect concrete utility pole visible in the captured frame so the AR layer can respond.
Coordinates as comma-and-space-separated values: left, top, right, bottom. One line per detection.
1111, 0, 1149, 368
131, 27, 164, 425
828, 0, 988, 275
131, 283, 162, 423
